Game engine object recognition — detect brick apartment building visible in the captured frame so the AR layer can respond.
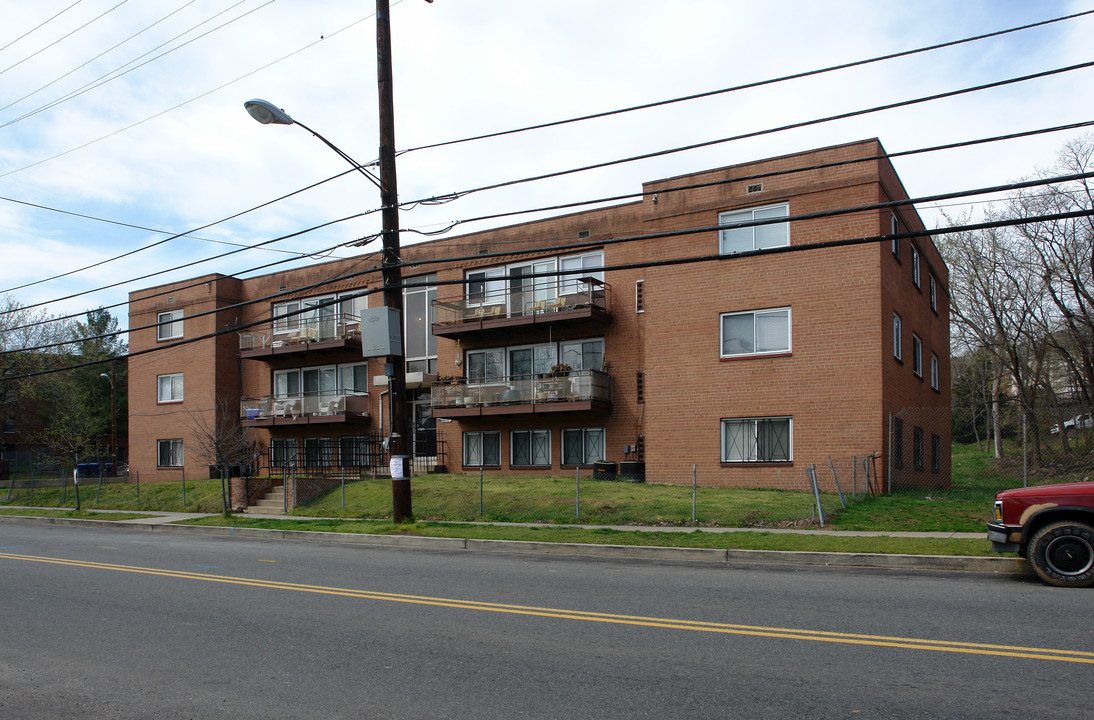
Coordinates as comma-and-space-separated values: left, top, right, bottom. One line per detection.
127, 138, 950, 505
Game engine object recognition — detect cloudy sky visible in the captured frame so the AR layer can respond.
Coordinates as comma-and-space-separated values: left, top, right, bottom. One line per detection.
1, 0, 1092, 327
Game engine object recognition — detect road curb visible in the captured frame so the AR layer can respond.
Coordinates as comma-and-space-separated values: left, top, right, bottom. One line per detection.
0, 514, 1029, 575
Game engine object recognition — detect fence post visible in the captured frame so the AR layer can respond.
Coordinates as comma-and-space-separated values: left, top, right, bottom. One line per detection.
887, 412, 893, 494
809, 464, 825, 527
1015, 411, 1023, 485
575, 466, 580, 520
692, 464, 697, 524
828, 456, 846, 508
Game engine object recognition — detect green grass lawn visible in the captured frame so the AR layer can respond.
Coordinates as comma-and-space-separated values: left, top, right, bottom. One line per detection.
5, 442, 1069, 540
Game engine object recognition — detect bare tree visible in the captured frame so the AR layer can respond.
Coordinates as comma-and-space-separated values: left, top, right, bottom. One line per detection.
190, 396, 258, 515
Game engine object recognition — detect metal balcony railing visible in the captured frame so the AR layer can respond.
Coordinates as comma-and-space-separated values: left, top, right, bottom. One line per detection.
241, 392, 369, 422
432, 278, 610, 328
431, 370, 612, 409
239, 313, 361, 351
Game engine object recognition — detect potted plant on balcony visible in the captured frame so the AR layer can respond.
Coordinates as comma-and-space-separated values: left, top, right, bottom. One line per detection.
547, 363, 572, 378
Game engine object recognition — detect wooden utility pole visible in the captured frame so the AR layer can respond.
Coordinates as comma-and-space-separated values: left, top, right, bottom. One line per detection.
376, 0, 412, 522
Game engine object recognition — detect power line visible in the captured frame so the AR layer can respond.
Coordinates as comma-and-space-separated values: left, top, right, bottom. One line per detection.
0, 167, 357, 295
0, 0, 275, 129
8, 205, 1091, 381
7, 170, 1092, 357
0, 0, 130, 78
410, 61, 1094, 208
397, 9, 1094, 156
0, 0, 203, 114
0, 1, 83, 57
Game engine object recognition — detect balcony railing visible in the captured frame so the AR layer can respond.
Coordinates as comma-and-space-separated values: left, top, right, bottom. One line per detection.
431, 370, 612, 416
432, 278, 610, 336
240, 313, 361, 353
241, 392, 369, 426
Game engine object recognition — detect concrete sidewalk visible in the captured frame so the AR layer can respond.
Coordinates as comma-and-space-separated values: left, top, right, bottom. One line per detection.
0, 505, 1022, 577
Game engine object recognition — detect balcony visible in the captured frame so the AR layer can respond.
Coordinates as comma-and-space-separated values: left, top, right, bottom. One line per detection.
241, 392, 370, 428
431, 370, 612, 418
240, 314, 361, 360
432, 279, 611, 340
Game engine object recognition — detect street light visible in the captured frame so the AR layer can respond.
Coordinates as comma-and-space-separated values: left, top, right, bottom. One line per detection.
99, 368, 116, 477
243, 2, 412, 522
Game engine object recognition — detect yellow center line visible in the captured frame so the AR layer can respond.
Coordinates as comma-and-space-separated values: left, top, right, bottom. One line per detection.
4, 551, 1091, 664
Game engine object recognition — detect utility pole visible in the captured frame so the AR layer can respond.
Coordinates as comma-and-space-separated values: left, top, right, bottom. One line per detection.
376, 0, 412, 522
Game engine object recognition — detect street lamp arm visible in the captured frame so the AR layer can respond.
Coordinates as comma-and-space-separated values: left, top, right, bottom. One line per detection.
243, 98, 382, 191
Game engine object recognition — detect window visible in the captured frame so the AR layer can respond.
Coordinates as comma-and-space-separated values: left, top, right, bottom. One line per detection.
271, 438, 297, 466
562, 427, 605, 465
912, 335, 922, 377
721, 307, 790, 358
560, 338, 604, 371
893, 314, 902, 361
635, 280, 645, 313
929, 275, 937, 312
721, 417, 791, 463
911, 247, 921, 288
339, 363, 369, 395
464, 431, 500, 467
719, 204, 789, 254
559, 250, 604, 296
913, 425, 924, 470
892, 417, 904, 468
466, 268, 505, 306
404, 276, 437, 375
636, 371, 645, 404
511, 429, 550, 467
930, 353, 939, 391
274, 369, 301, 398
157, 310, 183, 341
931, 434, 941, 473
890, 214, 900, 259
157, 439, 183, 467
466, 348, 505, 381
157, 373, 183, 403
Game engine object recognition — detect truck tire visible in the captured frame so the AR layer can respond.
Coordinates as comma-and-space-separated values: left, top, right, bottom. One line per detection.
1028, 521, 1094, 587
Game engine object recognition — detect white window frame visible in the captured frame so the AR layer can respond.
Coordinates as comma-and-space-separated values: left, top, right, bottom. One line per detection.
929, 275, 937, 312
561, 427, 606, 466
157, 439, 183, 467
930, 353, 939, 391
721, 417, 792, 463
911, 247, 921, 288
338, 362, 370, 395
511, 429, 551, 467
157, 310, 183, 341
890, 213, 900, 259
719, 203, 789, 255
912, 334, 923, 377
464, 431, 501, 467
465, 268, 506, 307
559, 338, 604, 372
720, 307, 791, 358
559, 250, 604, 296
893, 313, 903, 361
157, 373, 183, 403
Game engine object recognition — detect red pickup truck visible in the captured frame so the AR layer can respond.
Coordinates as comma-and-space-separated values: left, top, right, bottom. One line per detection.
988, 481, 1094, 587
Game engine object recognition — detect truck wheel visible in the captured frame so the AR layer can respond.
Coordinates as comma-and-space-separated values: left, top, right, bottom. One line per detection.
1028, 521, 1094, 587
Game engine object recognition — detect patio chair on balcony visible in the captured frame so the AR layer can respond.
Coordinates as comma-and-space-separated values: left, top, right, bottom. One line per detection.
318, 395, 345, 415
545, 296, 568, 312
288, 326, 319, 344
272, 398, 301, 418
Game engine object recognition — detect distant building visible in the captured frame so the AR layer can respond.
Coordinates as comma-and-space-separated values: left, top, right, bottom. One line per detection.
127, 139, 950, 508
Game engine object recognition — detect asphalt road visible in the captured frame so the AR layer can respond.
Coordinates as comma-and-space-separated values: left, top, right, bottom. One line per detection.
1, 523, 1090, 719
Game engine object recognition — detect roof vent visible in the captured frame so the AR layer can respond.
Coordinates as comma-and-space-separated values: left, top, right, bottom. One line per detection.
747, 183, 763, 194
578, 230, 591, 239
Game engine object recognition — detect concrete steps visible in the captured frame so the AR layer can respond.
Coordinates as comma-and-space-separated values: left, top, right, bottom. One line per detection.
247, 486, 285, 515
